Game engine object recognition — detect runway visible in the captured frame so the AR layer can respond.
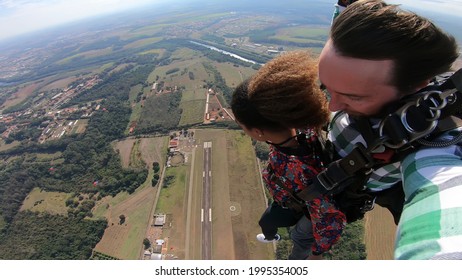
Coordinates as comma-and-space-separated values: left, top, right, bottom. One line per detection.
201, 141, 212, 259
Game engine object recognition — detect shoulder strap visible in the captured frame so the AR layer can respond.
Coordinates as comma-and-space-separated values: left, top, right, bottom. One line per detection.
266, 165, 309, 215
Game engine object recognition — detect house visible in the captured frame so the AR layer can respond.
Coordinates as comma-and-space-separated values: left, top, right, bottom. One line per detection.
153, 214, 166, 226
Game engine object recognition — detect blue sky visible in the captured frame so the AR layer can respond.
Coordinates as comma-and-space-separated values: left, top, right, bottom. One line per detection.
1, 0, 462, 41
0, 0, 162, 40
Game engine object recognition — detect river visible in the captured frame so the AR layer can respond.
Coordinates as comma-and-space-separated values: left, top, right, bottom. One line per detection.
189, 41, 259, 65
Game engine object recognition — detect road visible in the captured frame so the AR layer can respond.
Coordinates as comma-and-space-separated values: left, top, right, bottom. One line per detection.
201, 141, 212, 259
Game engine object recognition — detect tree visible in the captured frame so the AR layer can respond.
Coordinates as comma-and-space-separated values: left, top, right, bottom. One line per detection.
255, 141, 270, 160
153, 162, 160, 173
151, 178, 158, 187
119, 214, 126, 224
143, 238, 151, 249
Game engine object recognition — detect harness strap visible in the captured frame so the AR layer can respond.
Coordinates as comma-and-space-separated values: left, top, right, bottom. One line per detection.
296, 142, 375, 202
267, 171, 310, 216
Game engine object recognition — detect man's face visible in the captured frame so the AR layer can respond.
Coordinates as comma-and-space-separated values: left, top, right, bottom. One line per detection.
318, 40, 401, 117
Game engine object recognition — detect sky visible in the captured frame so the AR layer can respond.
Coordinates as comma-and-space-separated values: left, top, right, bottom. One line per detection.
0, 0, 164, 40
387, 0, 462, 16
1, 0, 462, 41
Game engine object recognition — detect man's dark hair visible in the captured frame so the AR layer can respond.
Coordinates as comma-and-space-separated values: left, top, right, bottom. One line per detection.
331, 0, 459, 94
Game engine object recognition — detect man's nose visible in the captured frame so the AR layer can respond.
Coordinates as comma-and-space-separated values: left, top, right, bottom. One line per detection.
328, 92, 345, 112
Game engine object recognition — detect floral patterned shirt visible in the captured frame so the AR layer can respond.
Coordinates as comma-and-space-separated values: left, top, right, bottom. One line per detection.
262, 129, 346, 254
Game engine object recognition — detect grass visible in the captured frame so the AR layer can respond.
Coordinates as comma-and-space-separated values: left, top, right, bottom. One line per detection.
129, 140, 146, 169
91, 176, 156, 259
127, 84, 144, 134
20, 187, 72, 215
40, 76, 78, 91
128, 24, 169, 38
119, 198, 154, 259
179, 99, 205, 126
35, 151, 62, 162
272, 26, 329, 44
71, 119, 89, 134
225, 130, 274, 259
123, 37, 162, 49
212, 62, 256, 88
55, 47, 113, 65
97, 62, 115, 73
155, 166, 188, 213
0, 140, 20, 152
138, 49, 165, 56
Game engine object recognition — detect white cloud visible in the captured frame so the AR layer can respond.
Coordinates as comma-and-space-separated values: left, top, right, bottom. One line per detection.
0, 0, 159, 40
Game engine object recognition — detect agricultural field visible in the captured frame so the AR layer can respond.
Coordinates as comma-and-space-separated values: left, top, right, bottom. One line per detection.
55, 48, 114, 64
1, 83, 39, 110
212, 61, 256, 88
92, 184, 157, 259
71, 119, 89, 134
39, 76, 79, 92
273, 26, 328, 43
139, 47, 255, 127
92, 136, 167, 259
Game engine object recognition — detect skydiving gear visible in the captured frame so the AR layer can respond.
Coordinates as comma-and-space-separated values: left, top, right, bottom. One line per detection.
280, 69, 462, 223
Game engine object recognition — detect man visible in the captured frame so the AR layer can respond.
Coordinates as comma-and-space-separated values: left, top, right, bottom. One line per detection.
318, 0, 462, 259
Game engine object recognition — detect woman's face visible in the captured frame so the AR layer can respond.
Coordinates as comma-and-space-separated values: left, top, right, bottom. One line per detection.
236, 120, 263, 141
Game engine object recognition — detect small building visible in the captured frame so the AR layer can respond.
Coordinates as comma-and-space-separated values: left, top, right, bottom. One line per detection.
151, 82, 158, 92
267, 49, 280, 55
150, 253, 162, 260
169, 139, 178, 148
153, 214, 166, 227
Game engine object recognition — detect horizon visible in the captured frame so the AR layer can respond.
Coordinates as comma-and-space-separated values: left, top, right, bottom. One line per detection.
1, 0, 462, 43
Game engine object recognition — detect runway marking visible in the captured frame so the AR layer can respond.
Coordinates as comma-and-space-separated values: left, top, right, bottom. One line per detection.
209, 208, 212, 222
209, 171, 211, 177
203, 171, 205, 177
201, 209, 204, 222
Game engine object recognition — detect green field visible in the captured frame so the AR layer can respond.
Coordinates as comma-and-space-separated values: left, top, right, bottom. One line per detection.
155, 166, 188, 213
20, 187, 72, 215
271, 26, 328, 42
0, 140, 20, 152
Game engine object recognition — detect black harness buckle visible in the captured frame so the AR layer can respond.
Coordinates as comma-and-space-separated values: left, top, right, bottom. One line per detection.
360, 196, 376, 213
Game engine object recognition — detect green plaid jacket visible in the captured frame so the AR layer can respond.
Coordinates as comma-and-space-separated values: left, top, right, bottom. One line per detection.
328, 111, 462, 259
